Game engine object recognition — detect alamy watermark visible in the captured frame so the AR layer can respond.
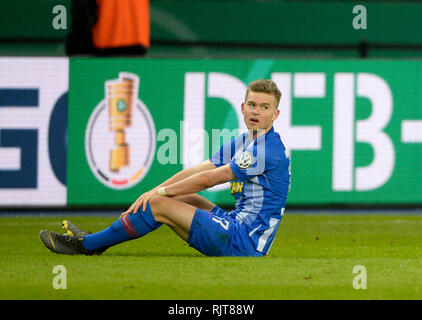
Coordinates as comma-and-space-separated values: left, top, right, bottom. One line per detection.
52, 265, 67, 290
352, 265, 367, 290
352, 5, 367, 30
156, 122, 268, 176
52, 5, 67, 30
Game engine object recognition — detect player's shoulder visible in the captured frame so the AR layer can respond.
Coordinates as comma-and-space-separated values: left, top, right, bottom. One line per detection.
266, 129, 286, 152
231, 131, 250, 151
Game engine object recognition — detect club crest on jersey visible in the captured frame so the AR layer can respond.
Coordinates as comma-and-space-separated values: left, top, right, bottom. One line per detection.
236, 151, 253, 169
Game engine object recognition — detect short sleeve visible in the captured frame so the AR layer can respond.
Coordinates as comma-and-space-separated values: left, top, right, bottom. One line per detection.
230, 137, 282, 181
209, 137, 235, 167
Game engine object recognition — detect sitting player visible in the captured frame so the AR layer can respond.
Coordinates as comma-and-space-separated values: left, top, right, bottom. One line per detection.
40, 79, 291, 257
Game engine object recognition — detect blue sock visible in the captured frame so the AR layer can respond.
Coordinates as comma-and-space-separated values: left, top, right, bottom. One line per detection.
82, 203, 162, 251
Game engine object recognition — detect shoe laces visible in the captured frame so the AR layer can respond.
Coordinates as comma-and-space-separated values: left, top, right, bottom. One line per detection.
60, 234, 82, 248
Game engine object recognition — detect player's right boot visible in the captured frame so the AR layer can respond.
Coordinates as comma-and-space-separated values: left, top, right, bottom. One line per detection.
39, 230, 103, 255
62, 220, 91, 237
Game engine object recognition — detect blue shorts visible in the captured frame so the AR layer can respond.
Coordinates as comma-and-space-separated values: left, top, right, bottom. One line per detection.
187, 206, 263, 257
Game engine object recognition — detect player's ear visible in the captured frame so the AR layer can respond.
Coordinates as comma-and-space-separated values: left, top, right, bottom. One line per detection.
241, 102, 245, 114
272, 109, 280, 121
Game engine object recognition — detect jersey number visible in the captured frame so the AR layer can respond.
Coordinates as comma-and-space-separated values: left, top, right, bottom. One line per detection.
212, 216, 229, 230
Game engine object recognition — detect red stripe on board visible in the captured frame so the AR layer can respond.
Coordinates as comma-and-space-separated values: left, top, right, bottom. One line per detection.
121, 215, 139, 238
112, 179, 129, 185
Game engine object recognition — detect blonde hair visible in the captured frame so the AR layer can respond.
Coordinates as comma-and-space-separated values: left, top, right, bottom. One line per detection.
245, 79, 282, 108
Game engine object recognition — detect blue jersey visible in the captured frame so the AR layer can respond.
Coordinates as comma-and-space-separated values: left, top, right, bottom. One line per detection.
210, 127, 290, 255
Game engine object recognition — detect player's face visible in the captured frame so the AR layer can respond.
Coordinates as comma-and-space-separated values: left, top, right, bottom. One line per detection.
241, 91, 280, 134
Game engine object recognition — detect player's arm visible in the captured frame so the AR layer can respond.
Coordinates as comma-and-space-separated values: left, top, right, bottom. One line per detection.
124, 164, 236, 214
163, 164, 237, 197
121, 160, 217, 216
153, 160, 216, 191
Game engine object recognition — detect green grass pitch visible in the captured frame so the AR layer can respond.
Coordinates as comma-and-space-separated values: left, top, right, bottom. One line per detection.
0, 213, 421, 300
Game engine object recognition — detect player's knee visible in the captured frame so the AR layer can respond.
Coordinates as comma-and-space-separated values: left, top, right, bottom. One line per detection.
149, 196, 170, 220
149, 195, 165, 209
149, 196, 188, 225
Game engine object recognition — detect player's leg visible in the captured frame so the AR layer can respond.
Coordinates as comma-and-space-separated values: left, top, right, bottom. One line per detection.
148, 196, 255, 257
75, 195, 199, 253
80, 201, 163, 252
40, 195, 211, 255
64, 194, 214, 243
62, 194, 214, 239
41, 201, 165, 255
150, 194, 217, 241
148, 195, 199, 241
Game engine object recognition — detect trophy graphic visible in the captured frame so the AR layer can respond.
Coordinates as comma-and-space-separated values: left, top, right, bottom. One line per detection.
85, 71, 156, 190
106, 73, 139, 172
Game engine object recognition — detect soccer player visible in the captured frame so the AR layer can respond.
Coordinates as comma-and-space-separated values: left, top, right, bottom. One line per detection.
40, 79, 291, 257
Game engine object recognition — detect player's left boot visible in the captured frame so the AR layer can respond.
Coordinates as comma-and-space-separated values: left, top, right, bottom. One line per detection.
39, 230, 105, 255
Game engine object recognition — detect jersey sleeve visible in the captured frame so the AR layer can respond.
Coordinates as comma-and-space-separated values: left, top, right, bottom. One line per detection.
230, 137, 282, 181
209, 137, 236, 168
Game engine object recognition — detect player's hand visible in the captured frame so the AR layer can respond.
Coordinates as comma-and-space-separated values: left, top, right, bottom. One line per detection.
120, 189, 158, 219
138, 189, 158, 213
